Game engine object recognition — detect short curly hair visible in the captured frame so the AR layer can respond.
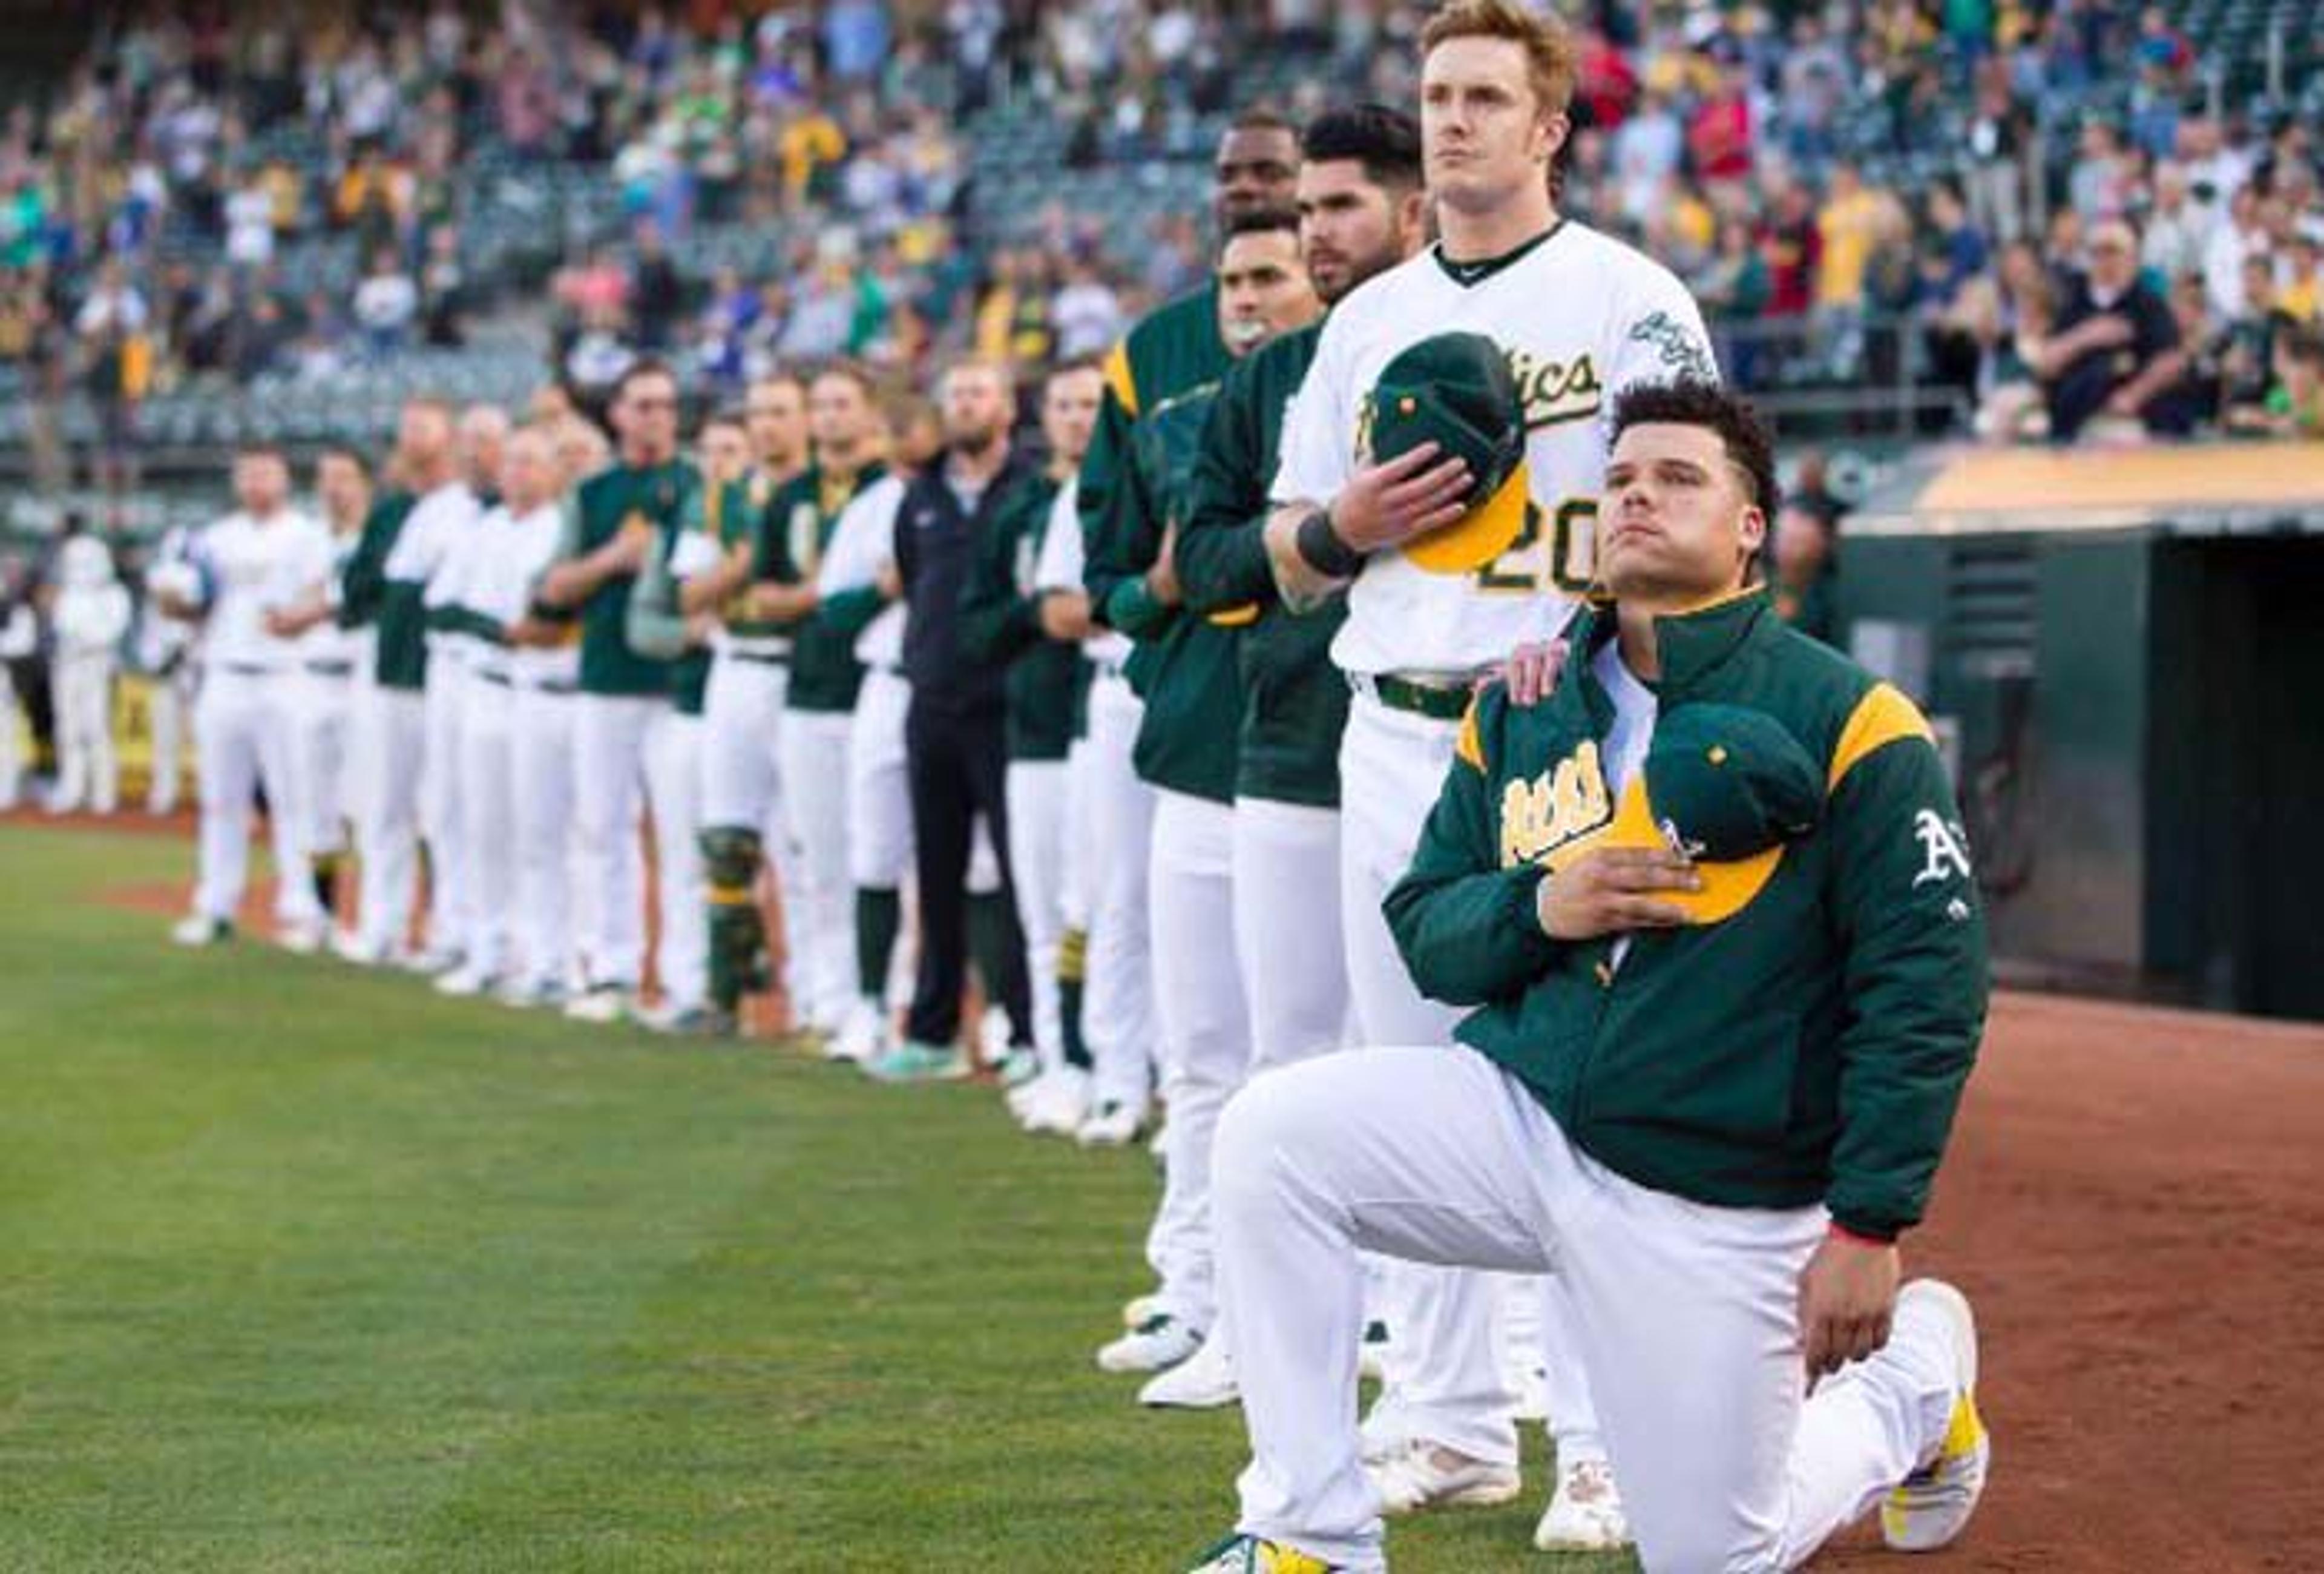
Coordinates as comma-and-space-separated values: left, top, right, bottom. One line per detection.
1607, 380, 1781, 522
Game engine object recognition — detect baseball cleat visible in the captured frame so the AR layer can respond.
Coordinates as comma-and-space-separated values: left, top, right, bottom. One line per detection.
994, 1046, 1041, 1089
637, 1001, 735, 1038
398, 945, 464, 978
494, 974, 563, 1010
1881, 1280, 1989, 1553
1097, 1313, 1203, 1375
433, 964, 496, 998
169, 914, 233, 947
1139, 1329, 1239, 1409
329, 927, 384, 966
864, 1039, 969, 1083
1534, 1455, 1631, 1551
1357, 1319, 1391, 1383
827, 1001, 885, 1064
1183, 1533, 1341, 1573
275, 920, 326, 956
1016, 1069, 1092, 1136
1075, 1099, 1144, 1148
562, 984, 632, 1024
1367, 1440, 1522, 1516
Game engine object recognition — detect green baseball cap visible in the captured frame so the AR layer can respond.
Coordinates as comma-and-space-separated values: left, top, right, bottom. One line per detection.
1545, 703, 1822, 923
1368, 331, 1532, 575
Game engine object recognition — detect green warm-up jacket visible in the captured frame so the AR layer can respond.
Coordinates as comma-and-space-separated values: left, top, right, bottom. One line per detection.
1383, 589, 1988, 1240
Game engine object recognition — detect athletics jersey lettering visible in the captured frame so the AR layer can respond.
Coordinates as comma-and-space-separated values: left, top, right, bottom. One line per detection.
1499, 740, 1614, 868
1273, 220, 1716, 677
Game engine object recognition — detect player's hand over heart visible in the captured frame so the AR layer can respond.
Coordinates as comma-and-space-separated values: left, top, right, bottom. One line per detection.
1797, 1231, 1901, 1387
1328, 443, 1473, 553
1534, 847, 1698, 940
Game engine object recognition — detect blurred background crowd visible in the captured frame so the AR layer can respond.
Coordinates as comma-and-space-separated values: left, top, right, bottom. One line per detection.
0, 0, 2314, 491
0, 0, 2320, 766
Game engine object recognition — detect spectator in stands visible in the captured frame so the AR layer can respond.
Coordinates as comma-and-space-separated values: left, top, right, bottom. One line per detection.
2070, 120, 2138, 227
2028, 219, 2193, 441
74, 258, 149, 498
420, 225, 465, 347
1771, 501, 1840, 647
2217, 254, 2287, 417
352, 246, 419, 360
2141, 163, 2212, 284
2205, 184, 2268, 320
2278, 234, 2320, 325
223, 166, 276, 272
1760, 180, 1820, 320
628, 219, 684, 352
2242, 326, 2324, 437
1049, 249, 1122, 361
1963, 59, 2031, 243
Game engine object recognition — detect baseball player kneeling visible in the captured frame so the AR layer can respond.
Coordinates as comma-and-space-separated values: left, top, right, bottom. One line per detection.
1188, 383, 1991, 1574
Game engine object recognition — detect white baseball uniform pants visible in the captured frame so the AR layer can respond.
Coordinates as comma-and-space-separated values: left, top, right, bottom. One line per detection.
571, 692, 662, 989
0, 674, 22, 809
50, 652, 118, 814
701, 653, 807, 1004
1059, 736, 1093, 935
778, 706, 857, 1030
1232, 797, 1350, 1072
145, 665, 192, 814
352, 682, 425, 954
509, 682, 577, 992
1337, 691, 1609, 1468
1006, 757, 1069, 1074
192, 670, 321, 928
287, 671, 351, 862
418, 663, 470, 958
646, 708, 707, 1013
1217, 1047, 1958, 1574
1082, 669, 1157, 1113
456, 675, 516, 980
1145, 788, 1250, 1332
848, 668, 1002, 1010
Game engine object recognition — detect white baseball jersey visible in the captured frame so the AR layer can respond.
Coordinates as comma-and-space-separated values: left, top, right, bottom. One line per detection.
189, 508, 335, 670
397, 479, 483, 665
496, 502, 581, 688
1030, 473, 1131, 669
1273, 221, 1716, 677
295, 524, 367, 670
815, 472, 907, 668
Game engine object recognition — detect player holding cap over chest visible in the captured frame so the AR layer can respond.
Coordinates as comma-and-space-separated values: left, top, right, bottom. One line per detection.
1253, 0, 1715, 1539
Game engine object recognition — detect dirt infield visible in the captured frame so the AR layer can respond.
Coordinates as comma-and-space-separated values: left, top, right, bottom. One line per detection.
1821, 992, 2324, 1572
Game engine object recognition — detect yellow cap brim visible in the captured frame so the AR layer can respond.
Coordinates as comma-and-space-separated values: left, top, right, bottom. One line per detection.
1403, 457, 1531, 575
1545, 779, 1783, 925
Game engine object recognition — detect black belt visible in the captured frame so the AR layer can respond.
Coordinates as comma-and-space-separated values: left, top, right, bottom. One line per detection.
218, 662, 282, 678
1347, 670, 1473, 723
474, 668, 514, 688
729, 648, 792, 667
528, 677, 578, 696
305, 660, 354, 677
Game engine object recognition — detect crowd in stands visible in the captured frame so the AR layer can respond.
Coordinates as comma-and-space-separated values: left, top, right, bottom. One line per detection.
0, 0, 2317, 480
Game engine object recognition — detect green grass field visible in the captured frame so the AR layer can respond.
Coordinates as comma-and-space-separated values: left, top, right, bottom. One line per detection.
0, 823, 1633, 1572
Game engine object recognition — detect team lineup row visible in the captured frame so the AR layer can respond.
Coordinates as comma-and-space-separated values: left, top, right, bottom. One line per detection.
153, 5, 1996, 1572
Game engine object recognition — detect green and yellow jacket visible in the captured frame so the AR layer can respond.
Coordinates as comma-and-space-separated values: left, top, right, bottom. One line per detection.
1384, 590, 1988, 1240
764, 461, 887, 714
1177, 319, 1348, 809
570, 458, 699, 698
338, 489, 419, 687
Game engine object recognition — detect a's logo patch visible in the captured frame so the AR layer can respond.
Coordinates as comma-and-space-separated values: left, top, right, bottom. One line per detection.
1912, 809, 1974, 888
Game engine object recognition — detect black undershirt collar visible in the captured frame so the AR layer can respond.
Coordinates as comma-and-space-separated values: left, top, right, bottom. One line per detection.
1432, 219, 1567, 288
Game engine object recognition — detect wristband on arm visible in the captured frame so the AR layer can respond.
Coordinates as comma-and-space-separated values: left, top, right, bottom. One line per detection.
1295, 504, 1364, 579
